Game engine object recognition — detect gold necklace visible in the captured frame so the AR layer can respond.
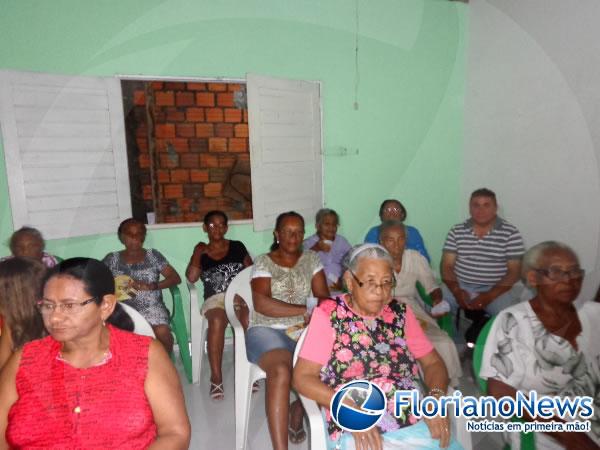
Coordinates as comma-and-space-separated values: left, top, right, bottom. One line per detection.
58, 346, 111, 368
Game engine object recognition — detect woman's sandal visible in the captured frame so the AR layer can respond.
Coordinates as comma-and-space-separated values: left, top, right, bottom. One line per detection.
209, 382, 224, 401
288, 409, 307, 444
288, 425, 307, 445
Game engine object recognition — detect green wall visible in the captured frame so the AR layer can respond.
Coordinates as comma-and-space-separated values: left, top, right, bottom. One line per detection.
0, 1, 466, 299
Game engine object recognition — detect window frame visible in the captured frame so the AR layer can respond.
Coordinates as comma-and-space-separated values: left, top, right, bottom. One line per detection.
118, 74, 253, 230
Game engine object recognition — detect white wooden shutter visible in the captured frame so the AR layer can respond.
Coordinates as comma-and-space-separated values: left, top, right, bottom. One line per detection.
246, 73, 323, 231
0, 70, 131, 239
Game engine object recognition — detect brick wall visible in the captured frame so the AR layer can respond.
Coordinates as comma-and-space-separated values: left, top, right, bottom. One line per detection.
125, 81, 252, 223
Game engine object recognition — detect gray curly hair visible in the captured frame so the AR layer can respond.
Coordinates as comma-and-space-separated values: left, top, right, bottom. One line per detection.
521, 241, 578, 283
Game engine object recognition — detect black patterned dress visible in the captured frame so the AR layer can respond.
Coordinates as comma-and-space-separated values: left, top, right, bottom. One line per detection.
199, 240, 249, 312
102, 249, 170, 326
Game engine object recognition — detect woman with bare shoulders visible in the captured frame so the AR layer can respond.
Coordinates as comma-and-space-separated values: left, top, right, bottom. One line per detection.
186, 210, 252, 400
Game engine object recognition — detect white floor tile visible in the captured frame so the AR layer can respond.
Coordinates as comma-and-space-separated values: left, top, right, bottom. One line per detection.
178, 347, 308, 450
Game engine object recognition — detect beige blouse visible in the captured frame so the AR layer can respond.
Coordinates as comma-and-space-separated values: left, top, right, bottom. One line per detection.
250, 251, 322, 328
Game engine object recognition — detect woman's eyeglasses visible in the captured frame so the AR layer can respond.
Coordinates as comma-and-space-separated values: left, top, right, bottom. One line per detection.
534, 267, 585, 282
36, 297, 97, 315
349, 271, 395, 292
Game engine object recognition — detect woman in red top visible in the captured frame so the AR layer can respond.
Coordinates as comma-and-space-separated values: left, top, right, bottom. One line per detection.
0, 257, 190, 449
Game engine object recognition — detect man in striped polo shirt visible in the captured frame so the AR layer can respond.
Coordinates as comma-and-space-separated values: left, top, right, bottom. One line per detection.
441, 188, 525, 341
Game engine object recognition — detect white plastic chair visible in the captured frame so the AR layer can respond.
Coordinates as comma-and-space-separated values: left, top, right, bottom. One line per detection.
186, 280, 206, 384
120, 302, 155, 337
224, 266, 266, 450
293, 328, 329, 450
186, 253, 256, 385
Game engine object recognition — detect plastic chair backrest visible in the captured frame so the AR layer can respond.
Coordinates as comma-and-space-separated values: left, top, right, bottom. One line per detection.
120, 302, 155, 337
224, 266, 263, 450
224, 266, 254, 332
292, 327, 306, 364
292, 328, 329, 450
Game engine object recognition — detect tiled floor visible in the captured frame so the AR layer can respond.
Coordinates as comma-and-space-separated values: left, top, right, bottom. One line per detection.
177, 345, 506, 450
180, 348, 308, 450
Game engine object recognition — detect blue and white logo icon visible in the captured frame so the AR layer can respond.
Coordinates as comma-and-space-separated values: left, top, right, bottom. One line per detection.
330, 380, 387, 432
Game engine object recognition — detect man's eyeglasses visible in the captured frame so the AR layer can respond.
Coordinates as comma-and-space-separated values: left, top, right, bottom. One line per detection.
534, 267, 585, 282
36, 297, 97, 315
349, 271, 395, 292
207, 223, 226, 229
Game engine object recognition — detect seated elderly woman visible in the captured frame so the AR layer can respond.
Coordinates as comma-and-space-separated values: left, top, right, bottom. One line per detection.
249, 211, 330, 449
303, 208, 352, 290
1, 226, 58, 268
379, 220, 462, 386
0, 257, 190, 449
0, 258, 47, 371
294, 244, 463, 450
364, 199, 430, 262
481, 241, 600, 449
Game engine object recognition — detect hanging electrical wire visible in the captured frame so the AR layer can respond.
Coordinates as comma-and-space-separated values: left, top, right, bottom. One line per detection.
354, 0, 360, 110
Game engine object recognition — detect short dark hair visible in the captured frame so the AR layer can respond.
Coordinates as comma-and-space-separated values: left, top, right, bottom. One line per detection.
44, 258, 134, 332
470, 188, 497, 203
117, 218, 146, 238
9, 227, 45, 253
203, 210, 228, 226
378, 199, 407, 221
270, 211, 305, 251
